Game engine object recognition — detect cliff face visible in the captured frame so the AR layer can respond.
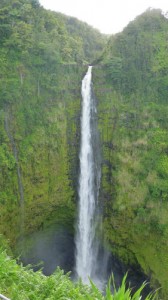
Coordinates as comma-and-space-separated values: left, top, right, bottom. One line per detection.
93, 9, 168, 298
0, 64, 86, 243
0, 0, 105, 243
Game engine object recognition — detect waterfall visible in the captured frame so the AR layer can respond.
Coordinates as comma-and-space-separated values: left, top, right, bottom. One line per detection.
75, 66, 101, 284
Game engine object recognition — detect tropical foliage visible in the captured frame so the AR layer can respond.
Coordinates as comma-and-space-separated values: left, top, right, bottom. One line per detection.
0, 0, 106, 243
0, 249, 156, 300
0, 1, 167, 298
93, 8, 168, 299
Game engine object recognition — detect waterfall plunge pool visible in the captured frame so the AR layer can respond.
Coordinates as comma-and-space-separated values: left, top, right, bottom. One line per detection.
14, 224, 152, 298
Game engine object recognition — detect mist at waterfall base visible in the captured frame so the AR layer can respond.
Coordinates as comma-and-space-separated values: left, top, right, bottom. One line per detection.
15, 67, 152, 298
15, 224, 151, 297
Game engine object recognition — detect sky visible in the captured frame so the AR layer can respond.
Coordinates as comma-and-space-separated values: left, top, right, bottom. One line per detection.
39, 0, 168, 34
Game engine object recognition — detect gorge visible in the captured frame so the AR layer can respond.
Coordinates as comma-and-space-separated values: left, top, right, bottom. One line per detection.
14, 66, 151, 296
0, 1, 168, 299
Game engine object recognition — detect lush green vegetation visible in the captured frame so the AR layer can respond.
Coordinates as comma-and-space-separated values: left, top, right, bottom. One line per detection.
0, 0, 106, 244
0, 247, 156, 300
93, 9, 168, 299
0, 1, 168, 299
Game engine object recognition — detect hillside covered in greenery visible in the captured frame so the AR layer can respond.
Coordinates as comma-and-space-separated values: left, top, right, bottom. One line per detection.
0, 0, 168, 299
0, 0, 107, 244
93, 8, 168, 299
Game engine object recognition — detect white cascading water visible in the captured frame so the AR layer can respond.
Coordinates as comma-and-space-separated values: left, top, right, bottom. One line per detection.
75, 66, 99, 284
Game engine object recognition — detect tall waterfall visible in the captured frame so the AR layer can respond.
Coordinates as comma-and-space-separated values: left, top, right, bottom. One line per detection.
75, 66, 101, 284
